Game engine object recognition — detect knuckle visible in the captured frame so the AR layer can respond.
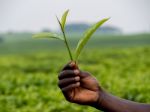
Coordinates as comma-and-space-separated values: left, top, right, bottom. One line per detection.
58, 71, 64, 79
62, 70, 67, 75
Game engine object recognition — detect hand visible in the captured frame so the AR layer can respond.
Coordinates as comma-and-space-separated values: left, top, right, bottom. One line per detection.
58, 61, 102, 105
58, 62, 150, 112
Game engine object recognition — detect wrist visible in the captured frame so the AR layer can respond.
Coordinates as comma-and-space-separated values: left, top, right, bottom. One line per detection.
91, 88, 106, 110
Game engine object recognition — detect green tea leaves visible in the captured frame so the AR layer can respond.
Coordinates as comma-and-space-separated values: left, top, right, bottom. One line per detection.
75, 18, 110, 61
56, 11, 73, 60
32, 33, 64, 40
33, 10, 109, 62
61, 9, 69, 30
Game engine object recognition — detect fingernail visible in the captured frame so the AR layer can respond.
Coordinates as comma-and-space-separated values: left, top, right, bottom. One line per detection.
76, 82, 80, 86
74, 69, 80, 75
69, 61, 75, 67
75, 76, 80, 81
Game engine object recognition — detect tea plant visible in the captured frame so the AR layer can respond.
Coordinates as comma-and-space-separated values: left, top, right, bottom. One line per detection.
33, 10, 109, 62
0, 47, 150, 112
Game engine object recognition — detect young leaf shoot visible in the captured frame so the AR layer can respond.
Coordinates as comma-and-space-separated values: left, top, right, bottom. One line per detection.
75, 18, 110, 61
56, 10, 73, 60
33, 10, 73, 60
61, 9, 69, 30
33, 32, 64, 40
33, 10, 109, 63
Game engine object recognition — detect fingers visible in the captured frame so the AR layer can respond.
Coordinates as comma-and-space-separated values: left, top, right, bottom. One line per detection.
62, 61, 78, 71
58, 69, 80, 79
58, 69, 80, 92
61, 82, 80, 92
58, 76, 80, 88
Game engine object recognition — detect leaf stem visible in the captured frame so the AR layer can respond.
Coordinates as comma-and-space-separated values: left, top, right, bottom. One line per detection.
62, 30, 73, 60
56, 16, 73, 60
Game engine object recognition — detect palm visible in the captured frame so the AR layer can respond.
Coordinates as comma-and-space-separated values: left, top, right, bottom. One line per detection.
66, 72, 100, 105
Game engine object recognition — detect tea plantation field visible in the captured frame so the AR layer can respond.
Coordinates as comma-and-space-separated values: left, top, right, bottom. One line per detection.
0, 46, 150, 112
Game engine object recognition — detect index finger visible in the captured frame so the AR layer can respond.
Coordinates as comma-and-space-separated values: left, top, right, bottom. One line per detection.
58, 69, 80, 79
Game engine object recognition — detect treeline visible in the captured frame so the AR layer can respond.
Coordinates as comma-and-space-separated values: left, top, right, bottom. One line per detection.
65, 23, 122, 34
0, 36, 4, 43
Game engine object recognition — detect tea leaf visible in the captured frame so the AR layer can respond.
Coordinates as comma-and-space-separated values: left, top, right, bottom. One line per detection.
56, 16, 73, 60
56, 16, 63, 32
32, 33, 64, 40
61, 10, 69, 30
75, 18, 110, 61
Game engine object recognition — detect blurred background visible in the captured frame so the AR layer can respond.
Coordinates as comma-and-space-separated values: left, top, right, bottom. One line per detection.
0, 0, 150, 112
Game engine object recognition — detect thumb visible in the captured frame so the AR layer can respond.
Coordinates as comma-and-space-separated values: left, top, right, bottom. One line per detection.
62, 61, 79, 70
70, 61, 79, 70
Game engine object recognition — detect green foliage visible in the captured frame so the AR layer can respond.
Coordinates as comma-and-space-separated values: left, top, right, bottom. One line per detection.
32, 33, 64, 40
56, 12, 73, 60
0, 38, 3, 43
33, 10, 73, 60
32, 10, 109, 62
75, 18, 109, 61
61, 9, 69, 30
0, 47, 150, 112
1, 33, 150, 54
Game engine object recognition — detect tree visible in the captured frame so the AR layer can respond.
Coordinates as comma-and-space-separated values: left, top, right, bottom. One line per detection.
64, 23, 122, 34
42, 28, 51, 32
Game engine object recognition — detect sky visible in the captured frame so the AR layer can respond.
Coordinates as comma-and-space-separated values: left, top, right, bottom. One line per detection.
0, 0, 150, 33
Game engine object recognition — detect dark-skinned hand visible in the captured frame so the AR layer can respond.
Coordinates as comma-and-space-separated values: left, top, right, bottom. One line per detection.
58, 61, 102, 105
58, 62, 150, 112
